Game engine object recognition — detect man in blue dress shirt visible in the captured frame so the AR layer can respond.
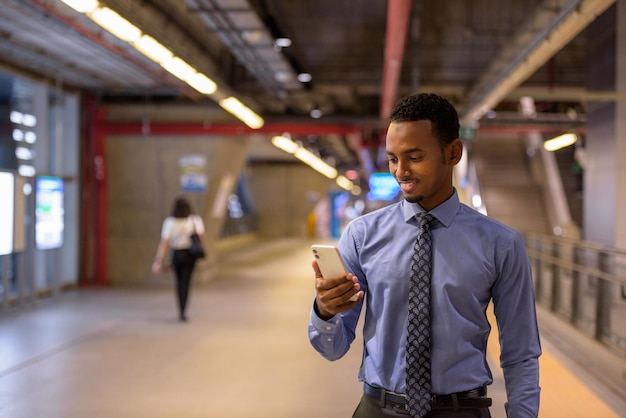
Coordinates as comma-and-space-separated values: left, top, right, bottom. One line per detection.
308, 93, 541, 417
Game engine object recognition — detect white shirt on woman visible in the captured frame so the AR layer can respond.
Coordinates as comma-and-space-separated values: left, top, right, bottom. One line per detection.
160, 215, 205, 250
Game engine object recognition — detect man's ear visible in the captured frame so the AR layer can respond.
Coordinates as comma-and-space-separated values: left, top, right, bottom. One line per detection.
447, 139, 463, 165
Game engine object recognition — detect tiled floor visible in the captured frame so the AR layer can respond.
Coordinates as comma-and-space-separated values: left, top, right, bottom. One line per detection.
0, 238, 624, 417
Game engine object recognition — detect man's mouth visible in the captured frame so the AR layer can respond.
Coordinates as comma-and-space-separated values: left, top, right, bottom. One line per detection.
399, 180, 418, 192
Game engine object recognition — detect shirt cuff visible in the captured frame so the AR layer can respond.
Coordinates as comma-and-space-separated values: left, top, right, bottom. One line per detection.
310, 302, 341, 332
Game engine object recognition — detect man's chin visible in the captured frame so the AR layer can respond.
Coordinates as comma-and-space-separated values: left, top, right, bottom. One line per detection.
403, 193, 423, 204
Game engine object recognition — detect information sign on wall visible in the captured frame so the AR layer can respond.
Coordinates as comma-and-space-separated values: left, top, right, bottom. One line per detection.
35, 176, 64, 250
179, 154, 207, 193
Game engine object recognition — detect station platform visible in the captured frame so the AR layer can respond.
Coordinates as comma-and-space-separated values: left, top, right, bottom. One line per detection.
1, 238, 625, 417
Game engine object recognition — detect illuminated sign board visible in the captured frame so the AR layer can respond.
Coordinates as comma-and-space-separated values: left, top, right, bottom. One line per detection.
0, 171, 14, 255
367, 172, 401, 201
35, 176, 64, 250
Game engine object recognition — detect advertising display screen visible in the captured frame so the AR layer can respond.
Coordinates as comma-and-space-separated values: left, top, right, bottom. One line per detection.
0, 171, 15, 255
367, 172, 401, 201
35, 176, 64, 250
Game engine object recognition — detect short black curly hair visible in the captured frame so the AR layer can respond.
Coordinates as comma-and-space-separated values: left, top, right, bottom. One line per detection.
389, 93, 460, 146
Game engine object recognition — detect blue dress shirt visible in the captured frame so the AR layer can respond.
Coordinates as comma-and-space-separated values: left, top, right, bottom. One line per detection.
309, 190, 541, 418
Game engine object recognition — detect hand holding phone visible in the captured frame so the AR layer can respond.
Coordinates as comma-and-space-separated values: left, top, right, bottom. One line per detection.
311, 244, 359, 302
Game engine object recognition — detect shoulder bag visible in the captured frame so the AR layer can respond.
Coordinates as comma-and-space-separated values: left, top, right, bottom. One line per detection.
188, 216, 206, 260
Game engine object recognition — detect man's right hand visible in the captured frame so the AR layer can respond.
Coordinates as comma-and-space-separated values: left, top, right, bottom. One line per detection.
313, 260, 363, 320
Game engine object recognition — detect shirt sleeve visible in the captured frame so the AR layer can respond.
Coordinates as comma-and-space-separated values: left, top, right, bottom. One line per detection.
193, 215, 205, 235
503, 359, 540, 418
308, 303, 353, 361
160, 217, 173, 240
492, 231, 542, 418
308, 223, 364, 361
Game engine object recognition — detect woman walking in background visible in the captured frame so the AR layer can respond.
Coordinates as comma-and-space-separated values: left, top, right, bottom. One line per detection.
152, 197, 205, 322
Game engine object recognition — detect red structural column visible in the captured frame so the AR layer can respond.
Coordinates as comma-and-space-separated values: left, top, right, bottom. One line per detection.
79, 97, 94, 284
93, 107, 109, 286
80, 99, 110, 286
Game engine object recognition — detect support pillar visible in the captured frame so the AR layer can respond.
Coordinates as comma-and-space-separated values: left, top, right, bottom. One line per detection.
584, 2, 626, 248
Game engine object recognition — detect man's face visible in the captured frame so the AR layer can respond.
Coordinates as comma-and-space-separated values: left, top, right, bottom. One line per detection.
385, 120, 461, 210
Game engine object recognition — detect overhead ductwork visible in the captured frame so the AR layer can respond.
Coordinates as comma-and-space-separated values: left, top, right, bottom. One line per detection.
185, 0, 307, 113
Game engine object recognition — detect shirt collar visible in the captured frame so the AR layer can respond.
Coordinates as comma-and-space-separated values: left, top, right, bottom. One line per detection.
402, 188, 460, 228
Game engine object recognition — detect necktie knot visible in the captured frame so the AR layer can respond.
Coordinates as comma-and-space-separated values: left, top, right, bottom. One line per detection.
416, 212, 434, 228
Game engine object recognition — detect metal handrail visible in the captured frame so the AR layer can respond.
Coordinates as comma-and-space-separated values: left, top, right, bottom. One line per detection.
525, 249, 626, 286
526, 231, 626, 258
523, 232, 626, 358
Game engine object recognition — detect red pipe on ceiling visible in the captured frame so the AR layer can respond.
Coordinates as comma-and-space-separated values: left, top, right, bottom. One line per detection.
380, 0, 413, 120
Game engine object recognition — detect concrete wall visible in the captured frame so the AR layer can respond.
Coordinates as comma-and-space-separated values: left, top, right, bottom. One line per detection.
102, 104, 342, 285
104, 131, 336, 285
105, 134, 249, 285
247, 163, 336, 238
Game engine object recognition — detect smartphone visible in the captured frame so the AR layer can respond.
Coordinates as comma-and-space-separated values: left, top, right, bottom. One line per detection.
311, 244, 359, 301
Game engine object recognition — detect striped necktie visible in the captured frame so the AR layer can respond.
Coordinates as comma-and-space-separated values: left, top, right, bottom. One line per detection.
406, 212, 434, 417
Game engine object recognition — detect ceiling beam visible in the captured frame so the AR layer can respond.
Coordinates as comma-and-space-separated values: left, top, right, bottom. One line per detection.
459, 0, 616, 125
507, 86, 626, 102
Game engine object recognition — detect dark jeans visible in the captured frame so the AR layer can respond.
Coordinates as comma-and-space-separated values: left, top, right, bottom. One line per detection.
171, 249, 196, 319
352, 394, 491, 418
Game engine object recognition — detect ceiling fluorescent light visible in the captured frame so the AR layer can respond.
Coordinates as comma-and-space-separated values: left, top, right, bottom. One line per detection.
218, 97, 264, 129
187, 73, 217, 94
73, 3, 220, 101
310, 109, 322, 119
297, 73, 312, 83
272, 135, 338, 179
133, 35, 173, 64
271, 136, 299, 154
294, 148, 338, 179
544, 133, 577, 151
134, 36, 217, 94
90, 7, 141, 42
161, 57, 197, 82
187, 73, 217, 95
336, 175, 354, 191
61, 0, 98, 13
275, 38, 292, 48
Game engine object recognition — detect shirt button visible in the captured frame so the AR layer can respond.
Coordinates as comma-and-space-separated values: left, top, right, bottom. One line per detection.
326, 338, 333, 342
325, 326, 332, 330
